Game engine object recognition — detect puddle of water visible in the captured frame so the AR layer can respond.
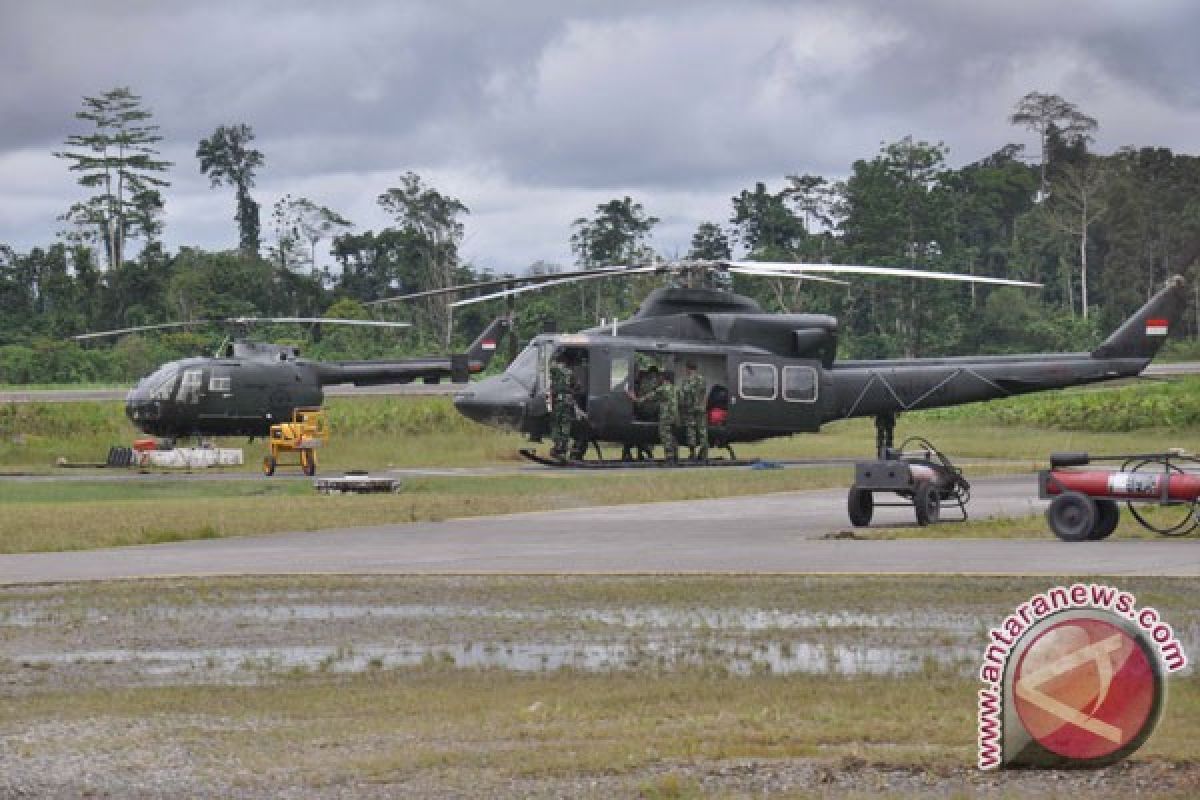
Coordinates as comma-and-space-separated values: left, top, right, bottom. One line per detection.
0, 603, 981, 632
14, 638, 981, 680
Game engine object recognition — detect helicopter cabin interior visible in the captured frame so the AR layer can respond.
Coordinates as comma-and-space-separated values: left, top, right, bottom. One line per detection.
545, 340, 824, 440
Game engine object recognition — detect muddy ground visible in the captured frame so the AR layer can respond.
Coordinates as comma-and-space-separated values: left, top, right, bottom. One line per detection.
0, 576, 1196, 798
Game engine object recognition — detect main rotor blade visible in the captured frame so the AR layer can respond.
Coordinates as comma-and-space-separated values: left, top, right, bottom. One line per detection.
450, 266, 659, 308
366, 264, 637, 306
726, 261, 1042, 287
224, 316, 411, 328
728, 266, 850, 286
72, 321, 211, 340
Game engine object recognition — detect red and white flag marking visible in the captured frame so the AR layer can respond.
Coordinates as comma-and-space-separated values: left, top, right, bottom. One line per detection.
481, 339, 497, 350
1146, 318, 1168, 336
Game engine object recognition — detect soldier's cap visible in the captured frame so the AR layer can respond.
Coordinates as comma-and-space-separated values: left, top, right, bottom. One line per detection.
646, 364, 659, 372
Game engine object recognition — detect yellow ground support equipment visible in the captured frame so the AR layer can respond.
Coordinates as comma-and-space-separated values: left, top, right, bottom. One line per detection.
263, 407, 328, 476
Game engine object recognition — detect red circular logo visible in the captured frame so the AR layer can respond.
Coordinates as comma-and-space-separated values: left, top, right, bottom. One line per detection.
1013, 617, 1157, 761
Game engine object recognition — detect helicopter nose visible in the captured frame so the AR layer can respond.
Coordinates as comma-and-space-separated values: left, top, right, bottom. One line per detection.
453, 375, 529, 429
124, 388, 161, 425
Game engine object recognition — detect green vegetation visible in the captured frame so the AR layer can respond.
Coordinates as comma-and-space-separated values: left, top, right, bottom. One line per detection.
4, 377, 1200, 473
914, 377, 1200, 432
6, 88, 1200, 384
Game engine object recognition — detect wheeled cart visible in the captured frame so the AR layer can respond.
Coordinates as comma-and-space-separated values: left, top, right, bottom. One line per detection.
263, 407, 327, 476
846, 437, 971, 527
1040, 450, 1200, 541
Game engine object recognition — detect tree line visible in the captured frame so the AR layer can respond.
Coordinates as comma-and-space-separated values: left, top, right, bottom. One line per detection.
3, 87, 1200, 384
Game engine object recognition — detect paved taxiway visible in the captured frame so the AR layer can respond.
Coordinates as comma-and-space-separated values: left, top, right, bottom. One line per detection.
2, 474, 1196, 583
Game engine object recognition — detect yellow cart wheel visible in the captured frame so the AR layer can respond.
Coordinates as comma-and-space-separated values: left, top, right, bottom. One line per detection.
262, 455, 277, 476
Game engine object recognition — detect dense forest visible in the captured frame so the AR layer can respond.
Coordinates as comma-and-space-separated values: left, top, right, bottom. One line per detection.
3, 87, 1200, 384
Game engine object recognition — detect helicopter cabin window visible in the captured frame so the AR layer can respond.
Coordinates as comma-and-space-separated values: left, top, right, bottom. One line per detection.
209, 375, 232, 392
610, 356, 629, 391
180, 370, 203, 391
782, 366, 818, 403
738, 363, 777, 400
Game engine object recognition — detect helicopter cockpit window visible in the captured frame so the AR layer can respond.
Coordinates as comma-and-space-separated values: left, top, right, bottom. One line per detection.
738, 363, 777, 400
145, 366, 179, 401
507, 344, 540, 389
177, 369, 204, 403
782, 366, 818, 403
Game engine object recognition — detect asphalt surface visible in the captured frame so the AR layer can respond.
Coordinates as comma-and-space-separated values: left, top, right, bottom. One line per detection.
3, 474, 1197, 584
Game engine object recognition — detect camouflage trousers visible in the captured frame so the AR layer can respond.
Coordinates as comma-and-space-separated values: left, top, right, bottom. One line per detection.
551, 406, 573, 459
658, 414, 679, 462
682, 411, 708, 460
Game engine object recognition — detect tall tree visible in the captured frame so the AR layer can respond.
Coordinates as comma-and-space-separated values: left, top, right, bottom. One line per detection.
1009, 91, 1098, 197
1047, 156, 1109, 318
570, 197, 658, 321
688, 222, 732, 260
570, 197, 658, 266
839, 137, 955, 356
270, 194, 353, 274
196, 123, 265, 256
729, 182, 805, 259
54, 87, 172, 268
377, 173, 470, 345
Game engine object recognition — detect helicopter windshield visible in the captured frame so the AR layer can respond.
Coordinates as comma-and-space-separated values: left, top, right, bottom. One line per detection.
506, 344, 540, 390
136, 365, 181, 401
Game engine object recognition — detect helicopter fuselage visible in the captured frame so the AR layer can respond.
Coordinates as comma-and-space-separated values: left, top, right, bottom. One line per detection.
125, 356, 325, 439
453, 281, 1187, 453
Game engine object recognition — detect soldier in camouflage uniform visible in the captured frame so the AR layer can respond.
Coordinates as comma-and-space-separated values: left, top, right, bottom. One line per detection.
548, 358, 576, 461
654, 372, 680, 463
627, 366, 679, 463
678, 361, 708, 462
630, 370, 678, 463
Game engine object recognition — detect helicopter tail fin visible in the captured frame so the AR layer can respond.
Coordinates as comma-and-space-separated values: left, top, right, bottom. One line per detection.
462, 316, 513, 377
1091, 275, 1187, 361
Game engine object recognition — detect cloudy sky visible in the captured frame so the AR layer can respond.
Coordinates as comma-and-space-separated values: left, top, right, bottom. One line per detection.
3, 0, 1199, 273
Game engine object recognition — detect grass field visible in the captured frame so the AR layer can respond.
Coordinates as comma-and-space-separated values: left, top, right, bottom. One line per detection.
3, 389, 1200, 472
0, 468, 853, 553
4, 380, 1200, 552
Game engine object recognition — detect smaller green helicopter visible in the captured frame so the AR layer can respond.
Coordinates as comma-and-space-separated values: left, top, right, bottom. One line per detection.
74, 316, 512, 440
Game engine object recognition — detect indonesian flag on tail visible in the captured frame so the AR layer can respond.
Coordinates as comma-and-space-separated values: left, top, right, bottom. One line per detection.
1146, 318, 1169, 336
481, 339, 497, 350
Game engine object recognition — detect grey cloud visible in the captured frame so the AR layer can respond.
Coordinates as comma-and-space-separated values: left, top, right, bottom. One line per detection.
3, 0, 1200, 269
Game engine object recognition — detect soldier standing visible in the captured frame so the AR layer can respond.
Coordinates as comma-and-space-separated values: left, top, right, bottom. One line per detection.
548, 357, 576, 461
678, 361, 708, 462
630, 370, 679, 463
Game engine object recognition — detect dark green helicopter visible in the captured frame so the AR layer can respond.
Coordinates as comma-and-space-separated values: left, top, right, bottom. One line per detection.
75, 316, 511, 440
424, 261, 1187, 463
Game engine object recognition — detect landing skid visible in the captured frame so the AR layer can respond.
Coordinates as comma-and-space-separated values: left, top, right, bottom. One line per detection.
518, 449, 756, 469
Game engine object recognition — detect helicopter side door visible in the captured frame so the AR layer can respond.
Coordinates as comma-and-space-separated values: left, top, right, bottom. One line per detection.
580, 346, 624, 434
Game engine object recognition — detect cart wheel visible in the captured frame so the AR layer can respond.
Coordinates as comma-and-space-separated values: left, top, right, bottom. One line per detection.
1089, 499, 1120, 541
914, 482, 940, 526
262, 455, 277, 476
1046, 492, 1097, 542
847, 488, 874, 526
301, 450, 316, 477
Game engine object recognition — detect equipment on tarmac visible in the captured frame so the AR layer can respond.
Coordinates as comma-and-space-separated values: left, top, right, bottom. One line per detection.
1040, 450, 1200, 541
263, 407, 327, 476
846, 436, 970, 526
